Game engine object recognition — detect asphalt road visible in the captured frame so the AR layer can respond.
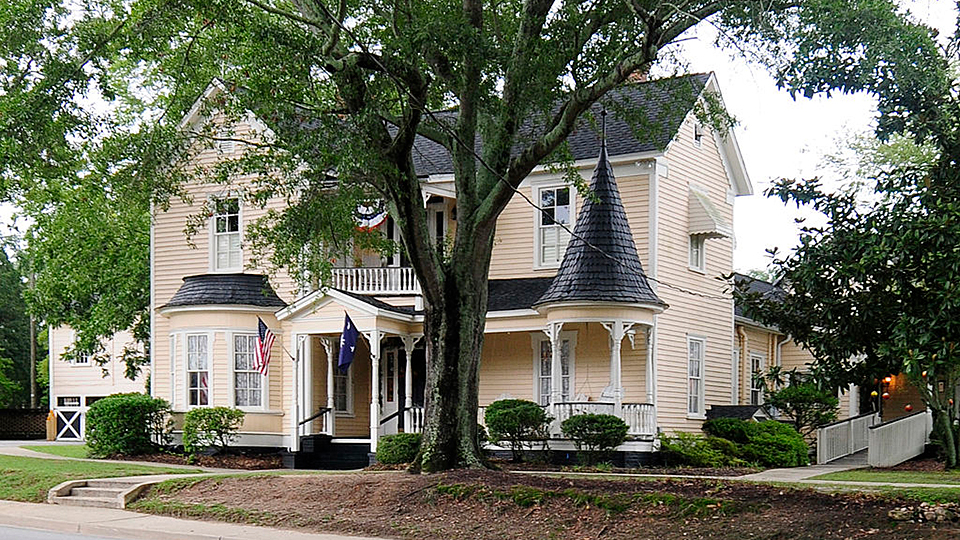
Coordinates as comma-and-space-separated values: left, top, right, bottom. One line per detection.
0, 526, 120, 540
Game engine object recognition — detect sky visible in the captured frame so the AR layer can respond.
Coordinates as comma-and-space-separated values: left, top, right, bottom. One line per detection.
2, 1, 955, 271
677, 0, 957, 273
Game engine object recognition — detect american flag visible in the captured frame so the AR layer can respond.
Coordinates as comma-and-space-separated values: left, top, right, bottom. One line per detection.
255, 317, 276, 376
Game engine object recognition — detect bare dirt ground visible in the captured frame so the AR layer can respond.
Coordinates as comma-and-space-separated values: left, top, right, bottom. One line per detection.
133, 469, 960, 540
109, 451, 284, 470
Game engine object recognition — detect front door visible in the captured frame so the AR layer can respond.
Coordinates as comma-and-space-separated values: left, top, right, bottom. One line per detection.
379, 348, 400, 436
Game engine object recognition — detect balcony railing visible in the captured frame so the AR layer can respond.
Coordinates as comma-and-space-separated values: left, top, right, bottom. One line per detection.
331, 267, 421, 295
474, 402, 656, 440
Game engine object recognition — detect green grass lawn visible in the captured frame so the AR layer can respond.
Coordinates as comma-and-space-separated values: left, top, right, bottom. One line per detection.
21, 444, 91, 459
0, 454, 202, 503
811, 468, 960, 485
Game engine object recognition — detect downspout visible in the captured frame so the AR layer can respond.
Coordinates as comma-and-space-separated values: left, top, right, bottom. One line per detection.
735, 325, 747, 405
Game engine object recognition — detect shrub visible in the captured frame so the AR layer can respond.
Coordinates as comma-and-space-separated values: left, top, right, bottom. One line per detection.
485, 399, 552, 462
740, 421, 808, 467
561, 414, 628, 465
182, 407, 245, 455
85, 393, 172, 457
765, 382, 839, 437
702, 418, 753, 444
659, 432, 735, 468
376, 433, 422, 464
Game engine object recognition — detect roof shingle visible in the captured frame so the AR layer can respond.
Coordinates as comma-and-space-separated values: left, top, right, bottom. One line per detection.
163, 274, 287, 309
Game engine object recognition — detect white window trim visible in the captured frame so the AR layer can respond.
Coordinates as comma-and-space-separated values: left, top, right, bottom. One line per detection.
230, 332, 267, 412
208, 195, 243, 273
687, 335, 706, 419
693, 123, 704, 148
750, 352, 766, 406
184, 332, 214, 408
333, 358, 355, 417
531, 331, 577, 406
688, 235, 706, 273
532, 184, 576, 270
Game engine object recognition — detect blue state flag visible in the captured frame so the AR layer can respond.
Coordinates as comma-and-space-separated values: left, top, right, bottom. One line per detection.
338, 313, 358, 373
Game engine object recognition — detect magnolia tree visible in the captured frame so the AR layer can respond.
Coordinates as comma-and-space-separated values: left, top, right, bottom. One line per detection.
0, 0, 943, 470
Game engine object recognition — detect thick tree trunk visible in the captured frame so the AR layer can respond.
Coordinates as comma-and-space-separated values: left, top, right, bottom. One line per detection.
416, 224, 495, 472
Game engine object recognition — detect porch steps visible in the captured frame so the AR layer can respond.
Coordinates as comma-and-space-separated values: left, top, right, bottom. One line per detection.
48, 478, 152, 509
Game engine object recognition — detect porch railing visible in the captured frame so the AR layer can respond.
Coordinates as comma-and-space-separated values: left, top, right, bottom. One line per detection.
816, 411, 879, 464
406, 406, 425, 434
621, 403, 657, 438
331, 267, 421, 295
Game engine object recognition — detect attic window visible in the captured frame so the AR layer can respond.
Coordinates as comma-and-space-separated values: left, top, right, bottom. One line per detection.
693, 124, 704, 148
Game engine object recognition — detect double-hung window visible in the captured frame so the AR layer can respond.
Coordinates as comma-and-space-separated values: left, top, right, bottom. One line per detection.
689, 235, 705, 271
537, 186, 572, 267
213, 198, 241, 271
187, 334, 210, 406
535, 335, 573, 406
234, 334, 262, 408
750, 353, 765, 406
687, 336, 705, 417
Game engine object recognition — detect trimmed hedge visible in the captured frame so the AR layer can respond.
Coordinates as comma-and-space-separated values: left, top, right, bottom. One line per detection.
485, 399, 551, 462
702, 417, 752, 444
85, 393, 172, 457
561, 414, 628, 465
182, 407, 245, 455
376, 433, 421, 464
741, 420, 808, 467
659, 432, 745, 467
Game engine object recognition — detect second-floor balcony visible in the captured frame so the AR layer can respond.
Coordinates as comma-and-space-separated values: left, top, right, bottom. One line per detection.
331, 267, 421, 295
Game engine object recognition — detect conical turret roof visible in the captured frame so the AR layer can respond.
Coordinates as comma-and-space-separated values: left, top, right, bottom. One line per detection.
535, 138, 663, 308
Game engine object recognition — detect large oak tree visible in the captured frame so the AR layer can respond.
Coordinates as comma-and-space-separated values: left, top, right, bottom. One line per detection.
0, 0, 942, 470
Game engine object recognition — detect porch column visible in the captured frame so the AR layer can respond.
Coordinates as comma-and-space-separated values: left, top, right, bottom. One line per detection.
365, 329, 383, 453
321, 337, 336, 436
645, 326, 655, 404
602, 321, 632, 416
542, 322, 563, 435
303, 334, 314, 433
400, 335, 419, 432
292, 334, 305, 451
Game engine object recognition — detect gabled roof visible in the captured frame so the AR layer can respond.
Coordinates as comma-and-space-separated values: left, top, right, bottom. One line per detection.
706, 404, 769, 421
411, 74, 712, 177
733, 272, 785, 328
161, 274, 287, 310
535, 140, 663, 308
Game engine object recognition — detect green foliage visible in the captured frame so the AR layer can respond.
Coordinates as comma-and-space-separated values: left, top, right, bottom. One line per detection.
560, 414, 628, 465
85, 393, 172, 457
0, 0, 943, 472
741, 421, 808, 468
659, 432, 744, 468
0, 247, 30, 407
484, 399, 551, 462
375, 433, 421, 465
702, 418, 753, 444
765, 380, 838, 437
182, 407, 245, 456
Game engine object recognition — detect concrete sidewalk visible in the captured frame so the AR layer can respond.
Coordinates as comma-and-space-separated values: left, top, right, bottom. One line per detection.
0, 500, 385, 540
738, 450, 869, 482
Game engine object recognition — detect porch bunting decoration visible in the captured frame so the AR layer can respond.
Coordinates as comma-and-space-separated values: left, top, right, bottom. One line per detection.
339, 313, 358, 373
255, 317, 276, 376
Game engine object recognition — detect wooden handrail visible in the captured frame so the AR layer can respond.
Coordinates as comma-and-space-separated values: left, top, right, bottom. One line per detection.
299, 407, 332, 426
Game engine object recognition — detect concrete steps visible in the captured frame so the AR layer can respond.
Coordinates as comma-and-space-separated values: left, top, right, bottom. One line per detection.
48, 478, 151, 509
